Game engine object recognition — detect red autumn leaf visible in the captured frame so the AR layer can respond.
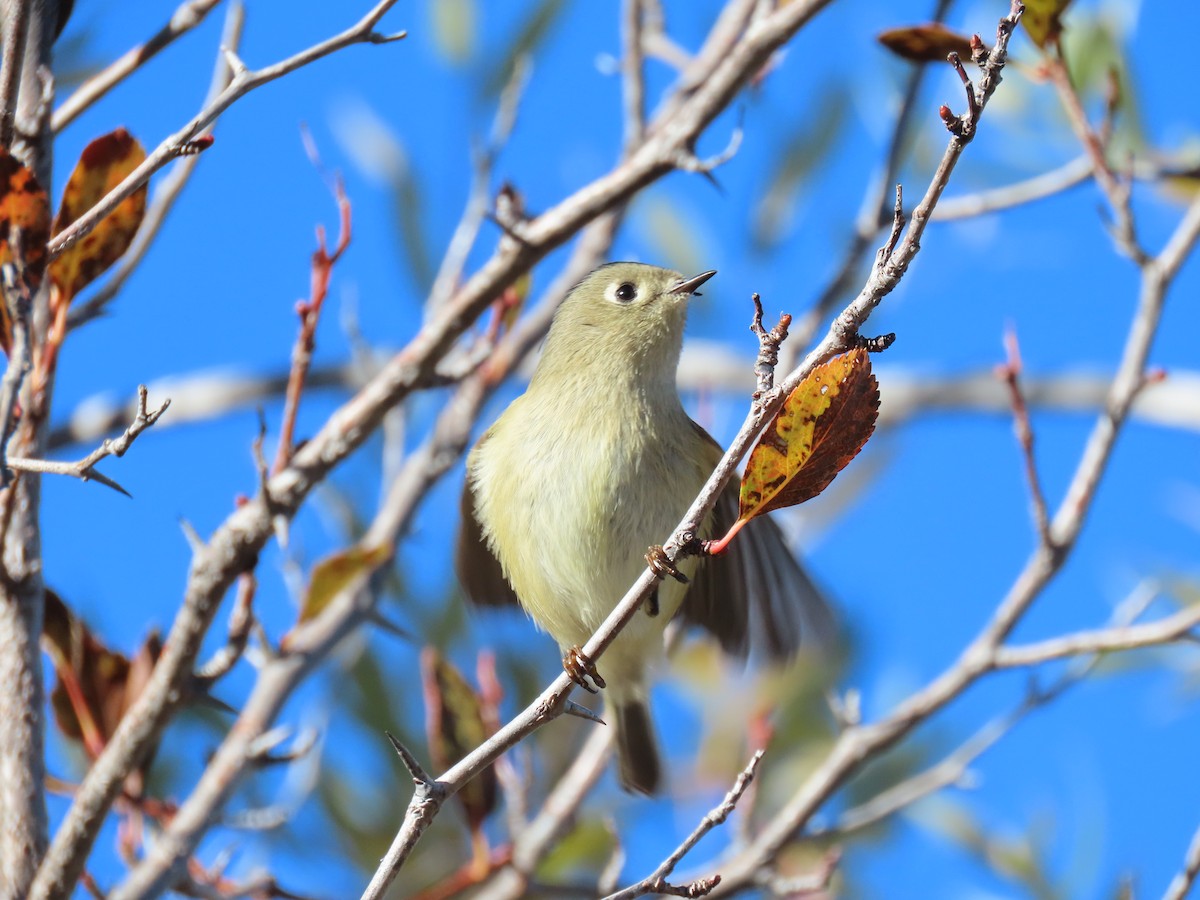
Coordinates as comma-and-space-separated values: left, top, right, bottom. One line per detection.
49, 128, 148, 305
878, 23, 976, 62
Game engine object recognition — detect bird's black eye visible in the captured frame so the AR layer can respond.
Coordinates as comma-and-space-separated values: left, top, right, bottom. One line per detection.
615, 282, 637, 302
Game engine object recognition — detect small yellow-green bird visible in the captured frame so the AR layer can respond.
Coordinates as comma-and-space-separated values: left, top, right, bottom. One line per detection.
457, 262, 834, 794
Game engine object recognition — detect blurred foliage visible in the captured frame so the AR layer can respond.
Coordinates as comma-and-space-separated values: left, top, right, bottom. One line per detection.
751, 85, 848, 250
1059, 14, 1145, 156
480, 0, 571, 99
430, 0, 479, 66
914, 796, 1063, 900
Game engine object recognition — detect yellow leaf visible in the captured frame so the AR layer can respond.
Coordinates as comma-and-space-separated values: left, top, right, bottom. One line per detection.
297, 543, 391, 625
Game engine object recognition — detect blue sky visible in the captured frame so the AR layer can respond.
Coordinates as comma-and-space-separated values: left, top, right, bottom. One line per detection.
39, 0, 1200, 896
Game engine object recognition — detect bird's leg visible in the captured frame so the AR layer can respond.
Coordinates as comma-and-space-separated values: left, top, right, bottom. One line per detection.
645, 545, 688, 584
563, 646, 606, 693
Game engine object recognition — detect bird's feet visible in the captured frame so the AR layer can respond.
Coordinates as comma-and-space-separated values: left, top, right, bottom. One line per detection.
645, 545, 688, 584
563, 646, 606, 693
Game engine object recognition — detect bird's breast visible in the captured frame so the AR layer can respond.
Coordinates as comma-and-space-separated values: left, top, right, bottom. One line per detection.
470, 391, 705, 647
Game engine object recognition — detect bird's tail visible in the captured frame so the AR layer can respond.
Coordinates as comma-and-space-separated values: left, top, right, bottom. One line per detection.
613, 699, 660, 795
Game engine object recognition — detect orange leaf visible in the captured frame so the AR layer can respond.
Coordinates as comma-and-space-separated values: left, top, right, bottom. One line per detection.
878, 23, 976, 63
0, 147, 51, 352
738, 347, 880, 522
49, 128, 148, 304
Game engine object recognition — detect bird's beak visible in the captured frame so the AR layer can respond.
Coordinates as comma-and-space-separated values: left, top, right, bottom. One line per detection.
670, 270, 717, 296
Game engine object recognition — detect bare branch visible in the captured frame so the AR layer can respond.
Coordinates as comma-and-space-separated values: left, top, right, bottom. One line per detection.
45, 0, 405, 264
998, 327, 1052, 548
67, 0, 245, 331
621, 0, 646, 153
0, 0, 32, 147
474, 728, 613, 900
51, 0, 223, 133
602, 751, 764, 900
993, 604, 1200, 668
6, 386, 167, 494
1164, 818, 1200, 900
933, 154, 1093, 220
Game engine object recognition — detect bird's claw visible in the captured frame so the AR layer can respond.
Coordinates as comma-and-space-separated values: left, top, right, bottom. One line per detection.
645, 545, 687, 584
563, 646, 606, 693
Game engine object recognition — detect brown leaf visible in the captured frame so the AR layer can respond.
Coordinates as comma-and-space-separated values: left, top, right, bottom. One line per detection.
0, 147, 51, 352
49, 128, 147, 304
42, 590, 161, 761
1022, 0, 1073, 49
421, 648, 497, 832
878, 23, 975, 63
738, 347, 880, 522
296, 542, 391, 625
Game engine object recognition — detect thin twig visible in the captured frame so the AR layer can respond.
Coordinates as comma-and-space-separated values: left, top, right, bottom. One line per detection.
44, 0, 405, 263
932, 153, 1093, 220
366, 6, 1017, 895
51, 0, 223, 133
1163, 818, 1200, 900
6, 386, 169, 496
67, 0, 245, 331
474, 727, 613, 900
621, 0, 646, 154
0, 249, 35, 486
1045, 42, 1147, 264
785, 0, 953, 361
426, 54, 530, 316
998, 327, 1052, 547
993, 604, 1200, 668
33, 4, 877, 896
272, 181, 352, 474
602, 752, 764, 900
0, 0, 32, 147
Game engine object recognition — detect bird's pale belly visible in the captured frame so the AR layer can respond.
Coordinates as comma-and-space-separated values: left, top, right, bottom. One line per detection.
487, 435, 704, 687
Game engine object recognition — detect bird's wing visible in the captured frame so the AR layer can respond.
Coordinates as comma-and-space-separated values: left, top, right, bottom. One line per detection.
678, 423, 837, 660
455, 435, 521, 608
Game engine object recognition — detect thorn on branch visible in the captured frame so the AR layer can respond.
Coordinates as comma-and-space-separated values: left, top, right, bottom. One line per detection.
562, 699, 606, 725
386, 731, 436, 789
884, 184, 905, 259
366, 29, 408, 45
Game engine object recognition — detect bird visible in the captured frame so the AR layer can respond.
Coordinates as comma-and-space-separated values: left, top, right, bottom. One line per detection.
456, 262, 834, 794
